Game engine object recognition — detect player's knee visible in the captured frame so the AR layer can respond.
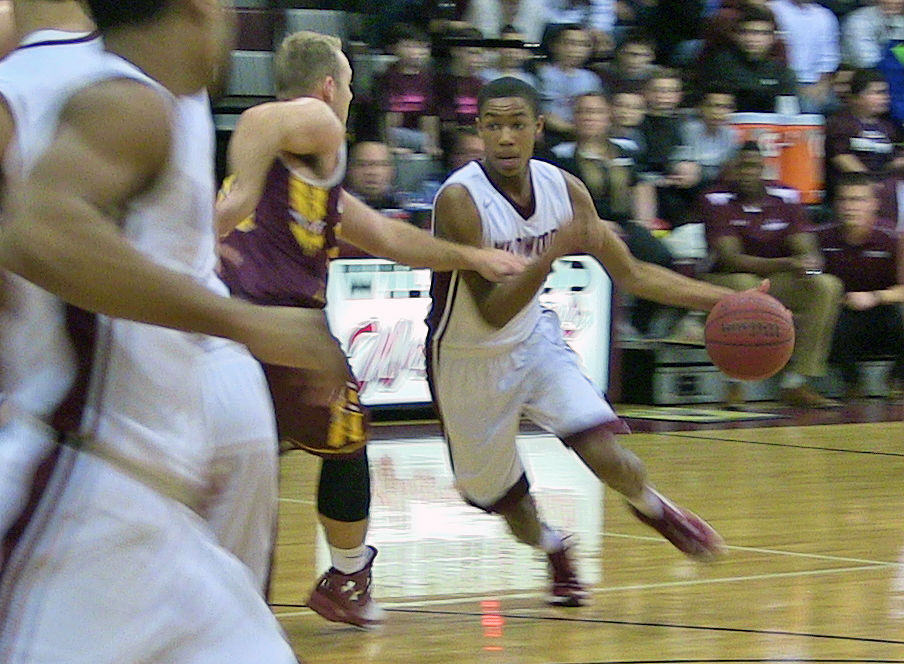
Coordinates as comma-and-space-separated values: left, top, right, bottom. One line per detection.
317, 453, 371, 522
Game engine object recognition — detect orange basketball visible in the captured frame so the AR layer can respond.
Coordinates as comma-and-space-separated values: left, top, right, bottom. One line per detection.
704, 291, 795, 381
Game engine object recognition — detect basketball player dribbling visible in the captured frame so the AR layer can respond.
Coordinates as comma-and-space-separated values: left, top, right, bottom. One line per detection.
216, 31, 527, 628
0, 2, 348, 661
0, 1, 278, 594
427, 77, 741, 606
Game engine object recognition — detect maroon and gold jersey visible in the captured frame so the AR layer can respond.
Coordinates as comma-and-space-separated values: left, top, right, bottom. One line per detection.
219, 149, 346, 309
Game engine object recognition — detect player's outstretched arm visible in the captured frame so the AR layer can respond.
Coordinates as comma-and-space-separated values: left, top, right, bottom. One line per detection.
0, 80, 347, 376
429, 184, 562, 327
562, 173, 735, 311
337, 189, 527, 281
216, 98, 345, 235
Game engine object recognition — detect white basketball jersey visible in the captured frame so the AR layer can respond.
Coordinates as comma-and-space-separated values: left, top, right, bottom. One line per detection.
429, 160, 574, 350
0, 31, 104, 417
49, 55, 219, 488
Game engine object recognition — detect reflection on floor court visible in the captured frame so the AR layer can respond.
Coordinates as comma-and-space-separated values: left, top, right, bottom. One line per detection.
319, 434, 603, 599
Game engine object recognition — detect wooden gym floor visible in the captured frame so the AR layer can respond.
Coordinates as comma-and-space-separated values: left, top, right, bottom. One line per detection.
270, 400, 904, 663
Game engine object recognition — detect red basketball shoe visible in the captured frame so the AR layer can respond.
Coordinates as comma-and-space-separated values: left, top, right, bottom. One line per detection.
546, 537, 588, 607
628, 491, 726, 561
307, 546, 386, 628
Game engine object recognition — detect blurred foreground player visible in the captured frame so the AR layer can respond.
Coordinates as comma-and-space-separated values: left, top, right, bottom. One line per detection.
426, 77, 737, 606
0, 1, 349, 661
0, 0, 279, 593
217, 31, 526, 628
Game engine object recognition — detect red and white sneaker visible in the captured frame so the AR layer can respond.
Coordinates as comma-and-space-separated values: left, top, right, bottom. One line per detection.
307, 546, 386, 628
546, 537, 589, 607
628, 491, 726, 561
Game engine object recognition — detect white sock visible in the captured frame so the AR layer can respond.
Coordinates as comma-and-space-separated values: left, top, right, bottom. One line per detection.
628, 486, 665, 519
329, 543, 368, 574
780, 371, 805, 390
539, 525, 564, 553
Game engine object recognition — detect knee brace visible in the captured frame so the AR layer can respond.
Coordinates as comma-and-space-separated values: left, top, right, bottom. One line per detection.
317, 450, 371, 522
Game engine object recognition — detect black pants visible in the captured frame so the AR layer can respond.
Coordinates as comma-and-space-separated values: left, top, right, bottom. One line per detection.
829, 304, 904, 386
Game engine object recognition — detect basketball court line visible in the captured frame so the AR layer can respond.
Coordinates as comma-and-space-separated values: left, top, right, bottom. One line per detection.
274, 595, 904, 648
272, 561, 889, 617
552, 657, 904, 664
660, 431, 904, 457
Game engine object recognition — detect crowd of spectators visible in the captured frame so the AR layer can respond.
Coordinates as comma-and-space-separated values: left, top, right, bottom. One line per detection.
334, 0, 904, 404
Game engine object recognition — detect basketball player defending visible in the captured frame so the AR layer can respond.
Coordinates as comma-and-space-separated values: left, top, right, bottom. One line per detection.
0, 1, 277, 594
216, 31, 527, 628
0, 2, 349, 661
427, 77, 736, 606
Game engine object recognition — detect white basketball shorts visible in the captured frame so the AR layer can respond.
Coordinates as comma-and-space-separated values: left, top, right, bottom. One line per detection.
432, 310, 627, 508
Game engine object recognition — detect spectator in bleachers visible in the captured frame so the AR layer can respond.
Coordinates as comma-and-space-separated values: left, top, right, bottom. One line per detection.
346, 141, 408, 211
550, 91, 673, 336
594, 28, 656, 94
769, 0, 841, 114
536, 23, 605, 146
637, 67, 701, 229
700, 141, 843, 408
610, 88, 647, 155
464, 0, 548, 43
443, 125, 485, 172
480, 24, 539, 87
700, 5, 798, 112
815, 172, 904, 398
698, 0, 788, 68
824, 67, 904, 202
841, 0, 904, 67
681, 87, 739, 191
545, 0, 617, 63
435, 25, 487, 130
374, 23, 442, 156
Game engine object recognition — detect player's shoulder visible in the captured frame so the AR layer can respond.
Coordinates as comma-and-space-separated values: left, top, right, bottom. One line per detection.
240, 97, 332, 125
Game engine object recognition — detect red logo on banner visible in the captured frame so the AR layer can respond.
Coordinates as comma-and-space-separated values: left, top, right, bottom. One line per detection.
347, 319, 425, 395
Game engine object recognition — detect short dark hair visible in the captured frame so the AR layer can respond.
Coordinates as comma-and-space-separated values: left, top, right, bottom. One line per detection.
835, 171, 877, 192
738, 139, 762, 155
385, 22, 429, 47
84, 0, 170, 32
618, 28, 655, 51
477, 76, 540, 117
849, 68, 887, 96
737, 5, 776, 28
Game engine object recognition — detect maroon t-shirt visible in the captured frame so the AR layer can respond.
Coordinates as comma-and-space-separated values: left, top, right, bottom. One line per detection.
375, 64, 437, 130
435, 72, 482, 125
700, 189, 810, 269
816, 222, 901, 292
825, 110, 902, 194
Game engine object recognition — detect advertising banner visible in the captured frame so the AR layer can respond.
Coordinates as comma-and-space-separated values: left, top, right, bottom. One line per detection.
325, 256, 612, 406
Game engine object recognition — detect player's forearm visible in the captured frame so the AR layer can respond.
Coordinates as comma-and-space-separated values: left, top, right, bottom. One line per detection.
622, 261, 734, 311
876, 285, 904, 304
0, 196, 250, 341
342, 195, 486, 272
476, 254, 556, 328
